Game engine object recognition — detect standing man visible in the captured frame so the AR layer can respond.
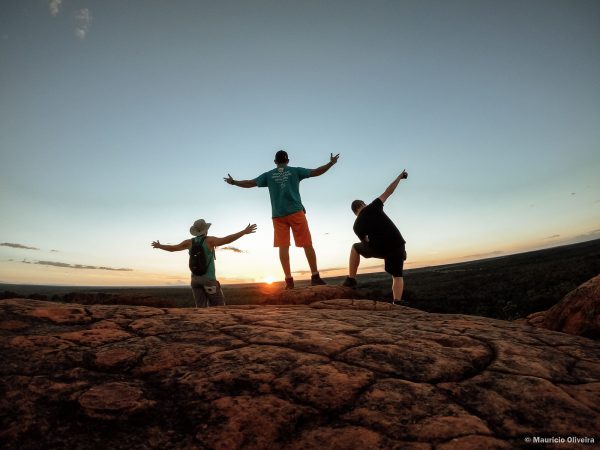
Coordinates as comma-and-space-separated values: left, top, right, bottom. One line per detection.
343, 170, 408, 304
152, 219, 257, 307
224, 150, 339, 289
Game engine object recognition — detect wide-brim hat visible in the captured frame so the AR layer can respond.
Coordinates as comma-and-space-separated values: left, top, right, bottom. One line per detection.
190, 219, 211, 236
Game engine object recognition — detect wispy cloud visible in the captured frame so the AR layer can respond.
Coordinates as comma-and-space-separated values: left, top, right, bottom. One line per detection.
220, 246, 246, 253
1, 242, 39, 250
22, 260, 133, 272
544, 234, 560, 240
74, 9, 92, 39
462, 250, 503, 259
49, 0, 62, 16
51, 249, 60, 253
574, 229, 600, 240
292, 266, 346, 276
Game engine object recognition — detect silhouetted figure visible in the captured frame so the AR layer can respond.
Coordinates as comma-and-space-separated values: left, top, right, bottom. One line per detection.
152, 219, 256, 307
224, 150, 339, 289
343, 170, 408, 305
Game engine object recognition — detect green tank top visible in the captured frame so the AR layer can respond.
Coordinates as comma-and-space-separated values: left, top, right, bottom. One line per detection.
193, 236, 216, 280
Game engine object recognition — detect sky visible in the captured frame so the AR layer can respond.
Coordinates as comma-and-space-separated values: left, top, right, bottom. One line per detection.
1, 0, 599, 286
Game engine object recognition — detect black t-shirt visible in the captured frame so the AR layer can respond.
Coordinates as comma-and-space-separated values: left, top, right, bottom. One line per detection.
353, 198, 405, 252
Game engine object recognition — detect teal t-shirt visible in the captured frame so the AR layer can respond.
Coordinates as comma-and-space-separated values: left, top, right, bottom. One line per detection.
190, 236, 216, 281
254, 165, 312, 218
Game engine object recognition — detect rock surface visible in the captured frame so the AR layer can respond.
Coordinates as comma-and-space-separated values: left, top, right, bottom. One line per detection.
520, 274, 600, 339
266, 285, 360, 305
1, 298, 599, 449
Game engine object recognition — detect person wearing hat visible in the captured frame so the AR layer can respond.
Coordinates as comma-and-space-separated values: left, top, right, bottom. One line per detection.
224, 150, 339, 289
343, 170, 409, 305
151, 219, 257, 307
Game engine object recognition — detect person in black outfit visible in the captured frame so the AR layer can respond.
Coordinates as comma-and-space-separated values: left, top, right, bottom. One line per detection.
343, 170, 408, 304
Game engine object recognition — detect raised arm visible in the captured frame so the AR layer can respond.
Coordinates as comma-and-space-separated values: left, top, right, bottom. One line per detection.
224, 174, 257, 188
206, 223, 257, 248
378, 170, 408, 204
151, 239, 192, 252
310, 153, 340, 177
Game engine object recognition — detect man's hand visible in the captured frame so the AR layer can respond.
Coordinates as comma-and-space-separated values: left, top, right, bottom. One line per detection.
224, 174, 235, 185
330, 153, 340, 165
400, 169, 408, 179
244, 223, 257, 234
151, 240, 161, 249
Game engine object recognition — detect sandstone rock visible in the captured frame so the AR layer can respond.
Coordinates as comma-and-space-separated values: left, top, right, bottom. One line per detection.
1, 298, 599, 449
264, 285, 359, 305
78, 382, 155, 419
521, 274, 600, 339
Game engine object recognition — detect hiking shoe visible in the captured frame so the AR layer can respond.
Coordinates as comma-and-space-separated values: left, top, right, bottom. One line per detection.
310, 273, 326, 286
285, 277, 295, 290
342, 276, 357, 288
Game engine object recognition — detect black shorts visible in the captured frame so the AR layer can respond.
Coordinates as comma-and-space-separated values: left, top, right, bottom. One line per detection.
353, 242, 406, 277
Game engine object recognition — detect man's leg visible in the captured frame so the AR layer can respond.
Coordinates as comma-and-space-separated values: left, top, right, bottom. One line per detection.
303, 245, 318, 274
392, 276, 404, 303
385, 248, 405, 304
191, 283, 209, 308
349, 245, 360, 277
305, 245, 326, 285
290, 212, 324, 286
206, 280, 226, 307
273, 216, 293, 288
279, 246, 292, 279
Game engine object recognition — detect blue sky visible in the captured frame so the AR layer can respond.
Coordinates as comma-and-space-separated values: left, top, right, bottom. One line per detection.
1, 0, 599, 285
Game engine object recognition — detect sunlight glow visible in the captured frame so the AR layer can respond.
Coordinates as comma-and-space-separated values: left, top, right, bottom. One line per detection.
263, 276, 276, 285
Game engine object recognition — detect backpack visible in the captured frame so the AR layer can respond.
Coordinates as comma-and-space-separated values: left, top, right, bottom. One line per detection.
189, 236, 209, 276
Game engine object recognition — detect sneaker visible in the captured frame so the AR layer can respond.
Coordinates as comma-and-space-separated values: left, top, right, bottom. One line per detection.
342, 276, 357, 288
310, 273, 326, 286
285, 277, 295, 290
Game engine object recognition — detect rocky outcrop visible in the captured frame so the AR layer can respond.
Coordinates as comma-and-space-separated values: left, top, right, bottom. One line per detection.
1, 298, 599, 449
521, 274, 600, 339
263, 285, 360, 305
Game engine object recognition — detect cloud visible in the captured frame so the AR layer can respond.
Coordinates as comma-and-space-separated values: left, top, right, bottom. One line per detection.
544, 234, 560, 240
74, 9, 92, 39
462, 250, 503, 259
51, 249, 60, 253
0, 242, 39, 250
292, 266, 346, 276
220, 246, 246, 254
49, 0, 62, 16
574, 229, 600, 240
22, 260, 133, 271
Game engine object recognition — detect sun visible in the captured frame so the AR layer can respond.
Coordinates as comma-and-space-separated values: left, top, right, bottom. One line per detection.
263, 276, 276, 285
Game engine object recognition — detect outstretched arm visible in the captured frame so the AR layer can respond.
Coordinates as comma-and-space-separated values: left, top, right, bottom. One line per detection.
378, 170, 408, 204
151, 239, 191, 252
310, 153, 340, 177
206, 223, 257, 248
224, 174, 257, 188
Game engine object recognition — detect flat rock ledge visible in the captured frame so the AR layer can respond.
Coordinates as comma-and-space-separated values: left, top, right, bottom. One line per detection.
262, 285, 360, 305
1, 298, 599, 450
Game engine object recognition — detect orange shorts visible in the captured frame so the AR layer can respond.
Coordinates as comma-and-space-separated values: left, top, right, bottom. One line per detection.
272, 210, 312, 247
